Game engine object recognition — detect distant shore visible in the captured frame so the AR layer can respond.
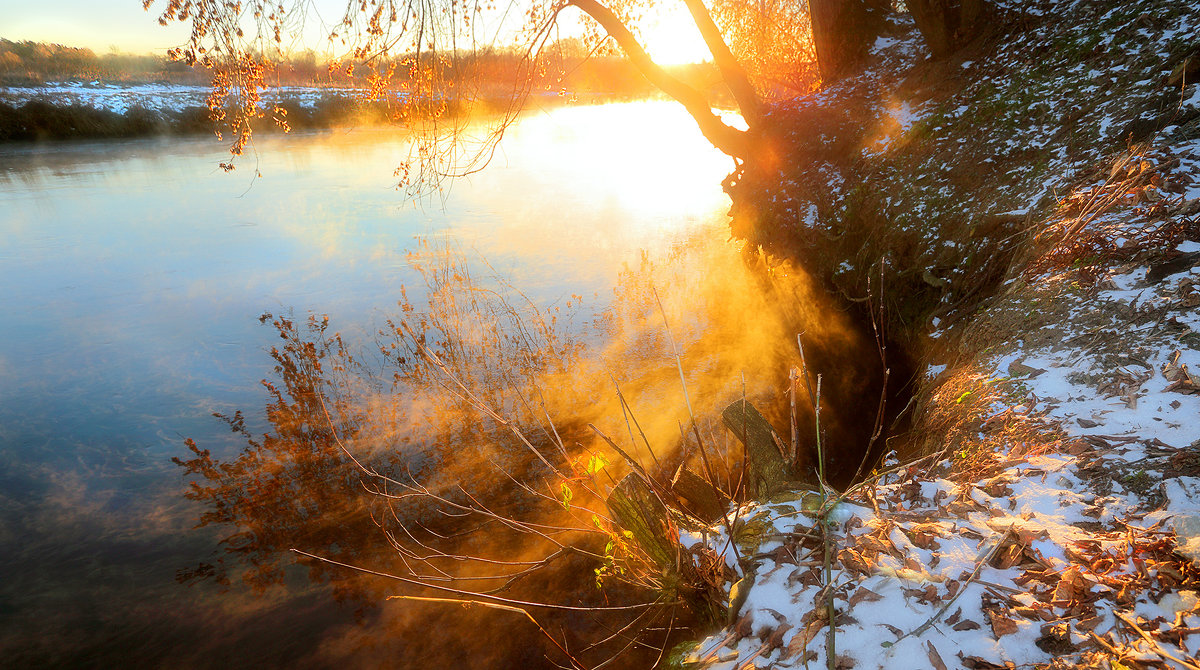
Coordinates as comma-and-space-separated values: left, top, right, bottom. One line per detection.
0, 82, 653, 142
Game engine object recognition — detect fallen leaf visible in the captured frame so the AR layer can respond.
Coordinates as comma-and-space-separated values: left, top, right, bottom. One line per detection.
848, 587, 883, 607
781, 615, 826, 661
960, 655, 1015, 669
838, 548, 872, 576
953, 619, 982, 631
1064, 439, 1090, 455
993, 543, 1025, 570
877, 622, 902, 637
904, 555, 924, 572
1051, 566, 1094, 607
988, 610, 1019, 638
1013, 606, 1042, 620
761, 622, 792, 653
926, 641, 948, 670
766, 544, 799, 566
834, 654, 857, 669
1165, 378, 1200, 394
1008, 359, 1047, 378
733, 612, 754, 640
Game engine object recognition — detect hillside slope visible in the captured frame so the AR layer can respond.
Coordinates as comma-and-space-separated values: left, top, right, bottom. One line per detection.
683, 0, 1200, 667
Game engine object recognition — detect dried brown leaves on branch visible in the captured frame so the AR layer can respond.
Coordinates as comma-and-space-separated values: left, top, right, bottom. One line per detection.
175, 245, 772, 666
145, 0, 821, 186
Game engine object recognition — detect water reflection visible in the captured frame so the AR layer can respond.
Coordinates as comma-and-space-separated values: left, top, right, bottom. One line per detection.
173, 223, 898, 666
1, 100, 905, 665
0, 102, 744, 665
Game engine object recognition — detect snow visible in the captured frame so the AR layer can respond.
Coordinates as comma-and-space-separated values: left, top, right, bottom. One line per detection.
0, 81, 363, 114
1183, 85, 1200, 110
683, 0, 1200, 666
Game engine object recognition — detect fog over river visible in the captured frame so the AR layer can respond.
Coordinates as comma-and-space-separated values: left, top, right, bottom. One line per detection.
1, 101, 803, 665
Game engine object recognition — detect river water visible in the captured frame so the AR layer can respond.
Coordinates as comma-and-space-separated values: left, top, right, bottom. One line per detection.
0, 101, 808, 666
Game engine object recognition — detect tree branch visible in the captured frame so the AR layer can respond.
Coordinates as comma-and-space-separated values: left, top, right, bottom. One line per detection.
679, 0, 762, 125
565, 0, 753, 159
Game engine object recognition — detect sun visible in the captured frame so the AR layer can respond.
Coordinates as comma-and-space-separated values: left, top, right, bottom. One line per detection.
641, 6, 713, 66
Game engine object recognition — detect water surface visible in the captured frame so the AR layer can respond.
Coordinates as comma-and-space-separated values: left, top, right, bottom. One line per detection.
0, 101, 750, 666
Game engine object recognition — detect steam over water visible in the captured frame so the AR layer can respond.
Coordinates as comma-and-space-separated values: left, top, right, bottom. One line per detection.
0, 102, 895, 666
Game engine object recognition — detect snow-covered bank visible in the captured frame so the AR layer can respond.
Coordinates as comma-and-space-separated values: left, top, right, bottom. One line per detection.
0, 81, 362, 115
682, 0, 1200, 666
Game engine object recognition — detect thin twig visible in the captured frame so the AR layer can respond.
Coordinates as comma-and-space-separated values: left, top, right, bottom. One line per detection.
885, 530, 1012, 646
1114, 610, 1200, 670
292, 549, 671, 612
389, 595, 590, 670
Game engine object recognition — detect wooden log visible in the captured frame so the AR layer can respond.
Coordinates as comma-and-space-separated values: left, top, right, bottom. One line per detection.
671, 468, 731, 523
721, 399, 790, 498
606, 475, 729, 627
606, 473, 676, 569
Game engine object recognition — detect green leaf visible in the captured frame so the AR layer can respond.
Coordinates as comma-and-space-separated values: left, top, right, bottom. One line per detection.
559, 483, 573, 510
586, 453, 609, 475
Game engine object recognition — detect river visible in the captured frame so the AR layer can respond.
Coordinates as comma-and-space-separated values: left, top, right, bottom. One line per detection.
0, 101, 813, 666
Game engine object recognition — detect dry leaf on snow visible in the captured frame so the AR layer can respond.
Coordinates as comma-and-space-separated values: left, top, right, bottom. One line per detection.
848, 586, 884, 607
988, 609, 1019, 638
926, 641, 948, 670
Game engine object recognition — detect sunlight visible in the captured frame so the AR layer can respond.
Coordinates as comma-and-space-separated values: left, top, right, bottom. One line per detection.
476, 102, 737, 252
640, 6, 713, 65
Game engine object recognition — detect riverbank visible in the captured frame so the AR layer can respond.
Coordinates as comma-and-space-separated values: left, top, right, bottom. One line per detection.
0, 87, 496, 142
680, 0, 1200, 667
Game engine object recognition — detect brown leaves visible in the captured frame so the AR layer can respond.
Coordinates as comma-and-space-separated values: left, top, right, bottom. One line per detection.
903, 584, 942, 606
925, 641, 948, 670
1050, 566, 1095, 609
987, 609, 1019, 638
989, 530, 1048, 570
760, 621, 793, 654
848, 586, 883, 607
905, 522, 946, 550
1035, 622, 1078, 654
838, 547, 873, 576
1163, 350, 1200, 394
959, 655, 1016, 669
782, 611, 827, 661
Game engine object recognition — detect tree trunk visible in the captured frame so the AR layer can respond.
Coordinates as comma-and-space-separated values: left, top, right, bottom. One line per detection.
566, 0, 758, 159
808, 0, 891, 82
680, 0, 763, 126
907, 0, 994, 58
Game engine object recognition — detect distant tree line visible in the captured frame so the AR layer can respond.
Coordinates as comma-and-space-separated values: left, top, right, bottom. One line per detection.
0, 39, 200, 85
0, 38, 724, 103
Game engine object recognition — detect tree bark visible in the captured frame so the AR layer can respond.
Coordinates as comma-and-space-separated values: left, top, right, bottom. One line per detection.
567, 0, 755, 159
907, 0, 993, 58
808, 0, 890, 82
680, 0, 763, 126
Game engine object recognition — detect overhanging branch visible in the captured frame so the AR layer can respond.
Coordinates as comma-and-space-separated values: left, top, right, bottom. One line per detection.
680, 0, 763, 125
566, 0, 753, 159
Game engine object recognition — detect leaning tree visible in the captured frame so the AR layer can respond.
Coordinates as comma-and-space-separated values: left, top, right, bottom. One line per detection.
142, 0, 856, 183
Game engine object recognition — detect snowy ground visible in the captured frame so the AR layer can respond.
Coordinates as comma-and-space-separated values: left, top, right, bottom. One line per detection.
679, 0, 1200, 667
680, 214, 1200, 669
0, 81, 362, 114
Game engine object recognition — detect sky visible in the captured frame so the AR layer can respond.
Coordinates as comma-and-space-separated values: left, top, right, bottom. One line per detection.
0, 0, 713, 63
0, 0, 192, 53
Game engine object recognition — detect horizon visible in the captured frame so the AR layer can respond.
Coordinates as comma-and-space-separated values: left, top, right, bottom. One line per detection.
0, 0, 714, 65
0, 0, 188, 55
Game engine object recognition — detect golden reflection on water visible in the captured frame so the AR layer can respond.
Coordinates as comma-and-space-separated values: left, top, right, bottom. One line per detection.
0, 100, 897, 666
179, 231, 877, 667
